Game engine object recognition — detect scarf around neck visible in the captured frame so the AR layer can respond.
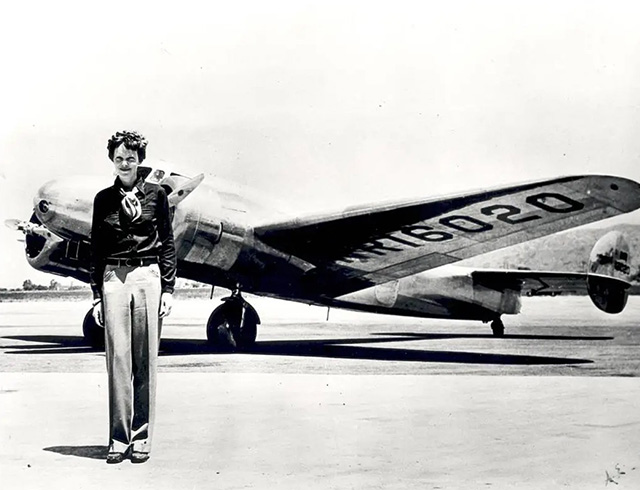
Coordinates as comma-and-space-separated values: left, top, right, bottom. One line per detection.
119, 187, 143, 222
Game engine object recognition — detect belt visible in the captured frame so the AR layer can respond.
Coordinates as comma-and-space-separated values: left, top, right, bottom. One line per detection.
105, 256, 157, 267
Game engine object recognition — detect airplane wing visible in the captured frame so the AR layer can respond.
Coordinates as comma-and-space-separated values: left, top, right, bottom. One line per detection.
255, 175, 640, 296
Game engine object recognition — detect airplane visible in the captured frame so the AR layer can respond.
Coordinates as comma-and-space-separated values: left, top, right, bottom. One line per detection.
6, 164, 640, 350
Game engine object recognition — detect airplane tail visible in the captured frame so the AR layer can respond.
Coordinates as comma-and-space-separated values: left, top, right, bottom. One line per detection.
587, 231, 633, 313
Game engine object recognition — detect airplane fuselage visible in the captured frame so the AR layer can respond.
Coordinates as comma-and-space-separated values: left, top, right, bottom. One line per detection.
20, 166, 639, 330
24, 166, 514, 322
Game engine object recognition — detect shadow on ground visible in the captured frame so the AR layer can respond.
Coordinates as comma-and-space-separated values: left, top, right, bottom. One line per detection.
44, 445, 107, 460
3, 331, 598, 365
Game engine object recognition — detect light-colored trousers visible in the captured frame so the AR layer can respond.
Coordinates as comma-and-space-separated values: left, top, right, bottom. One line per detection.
102, 263, 162, 454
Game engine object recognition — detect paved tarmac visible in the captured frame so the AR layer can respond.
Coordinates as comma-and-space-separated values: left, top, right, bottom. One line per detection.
1, 296, 640, 489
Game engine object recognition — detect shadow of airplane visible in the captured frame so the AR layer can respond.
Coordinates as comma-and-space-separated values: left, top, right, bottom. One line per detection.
372, 332, 614, 341
238, 339, 592, 365
44, 445, 107, 460
4, 332, 596, 365
3, 335, 104, 354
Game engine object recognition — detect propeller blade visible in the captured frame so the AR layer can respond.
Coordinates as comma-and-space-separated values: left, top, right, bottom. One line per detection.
4, 218, 24, 231
4, 218, 53, 238
168, 173, 205, 207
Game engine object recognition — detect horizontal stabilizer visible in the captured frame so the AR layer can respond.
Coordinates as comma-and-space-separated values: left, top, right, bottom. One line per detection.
471, 230, 633, 314
471, 269, 630, 297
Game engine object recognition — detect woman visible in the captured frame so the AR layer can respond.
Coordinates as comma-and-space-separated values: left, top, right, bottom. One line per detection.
89, 130, 177, 464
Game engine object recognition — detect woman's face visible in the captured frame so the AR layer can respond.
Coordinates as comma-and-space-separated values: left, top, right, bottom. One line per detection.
112, 144, 140, 182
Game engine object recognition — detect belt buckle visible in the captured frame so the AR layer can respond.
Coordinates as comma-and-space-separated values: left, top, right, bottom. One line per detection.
124, 258, 136, 267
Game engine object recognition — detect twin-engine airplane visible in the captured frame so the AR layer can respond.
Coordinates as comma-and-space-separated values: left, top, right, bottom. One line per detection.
6, 165, 640, 349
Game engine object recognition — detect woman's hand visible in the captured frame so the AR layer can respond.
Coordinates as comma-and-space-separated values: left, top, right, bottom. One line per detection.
159, 292, 173, 319
92, 300, 104, 326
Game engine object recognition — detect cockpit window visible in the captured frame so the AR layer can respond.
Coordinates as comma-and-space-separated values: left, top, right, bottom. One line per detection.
147, 169, 166, 184
140, 166, 173, 192
140, 165, 192, 196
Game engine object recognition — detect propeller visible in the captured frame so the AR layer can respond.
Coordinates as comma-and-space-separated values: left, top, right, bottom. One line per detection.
4, 218, 54, 238
4, 218, 24, 231
167, 173, 205, 207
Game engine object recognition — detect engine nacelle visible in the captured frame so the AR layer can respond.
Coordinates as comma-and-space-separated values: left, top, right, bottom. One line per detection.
22, 213, 90, 283
587, 231, 632, 314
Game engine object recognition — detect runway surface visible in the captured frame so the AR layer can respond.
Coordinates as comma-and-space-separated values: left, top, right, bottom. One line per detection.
1, 296, 640, 376
1, 296, 640, 488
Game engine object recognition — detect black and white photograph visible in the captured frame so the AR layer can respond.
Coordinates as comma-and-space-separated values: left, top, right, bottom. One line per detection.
1, 1, 639, 488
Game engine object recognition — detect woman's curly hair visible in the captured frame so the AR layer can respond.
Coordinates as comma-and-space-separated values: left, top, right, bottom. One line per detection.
107, 130, 148, 162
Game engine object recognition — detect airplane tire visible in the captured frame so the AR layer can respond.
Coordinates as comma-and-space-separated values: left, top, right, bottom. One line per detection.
82, 309, 105, 349
238, 317, 258, 348
206, 303, 258, 351
491, 318, 505, 337
206, 310, 237, 351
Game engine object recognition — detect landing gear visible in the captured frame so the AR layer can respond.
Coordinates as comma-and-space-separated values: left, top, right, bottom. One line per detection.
82, 309, 105, 349
206, 290, 260, 351
491, 317, 505, 337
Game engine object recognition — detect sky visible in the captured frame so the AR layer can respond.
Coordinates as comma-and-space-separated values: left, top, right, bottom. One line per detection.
1, 0, 640, 288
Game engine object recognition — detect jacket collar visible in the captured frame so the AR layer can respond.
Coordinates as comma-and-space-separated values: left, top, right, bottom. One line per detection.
114, 174, 146, 195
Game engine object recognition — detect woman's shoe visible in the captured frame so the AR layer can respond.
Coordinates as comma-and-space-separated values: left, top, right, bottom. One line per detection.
130, 451, 150, 464
106, 452, 125, 464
